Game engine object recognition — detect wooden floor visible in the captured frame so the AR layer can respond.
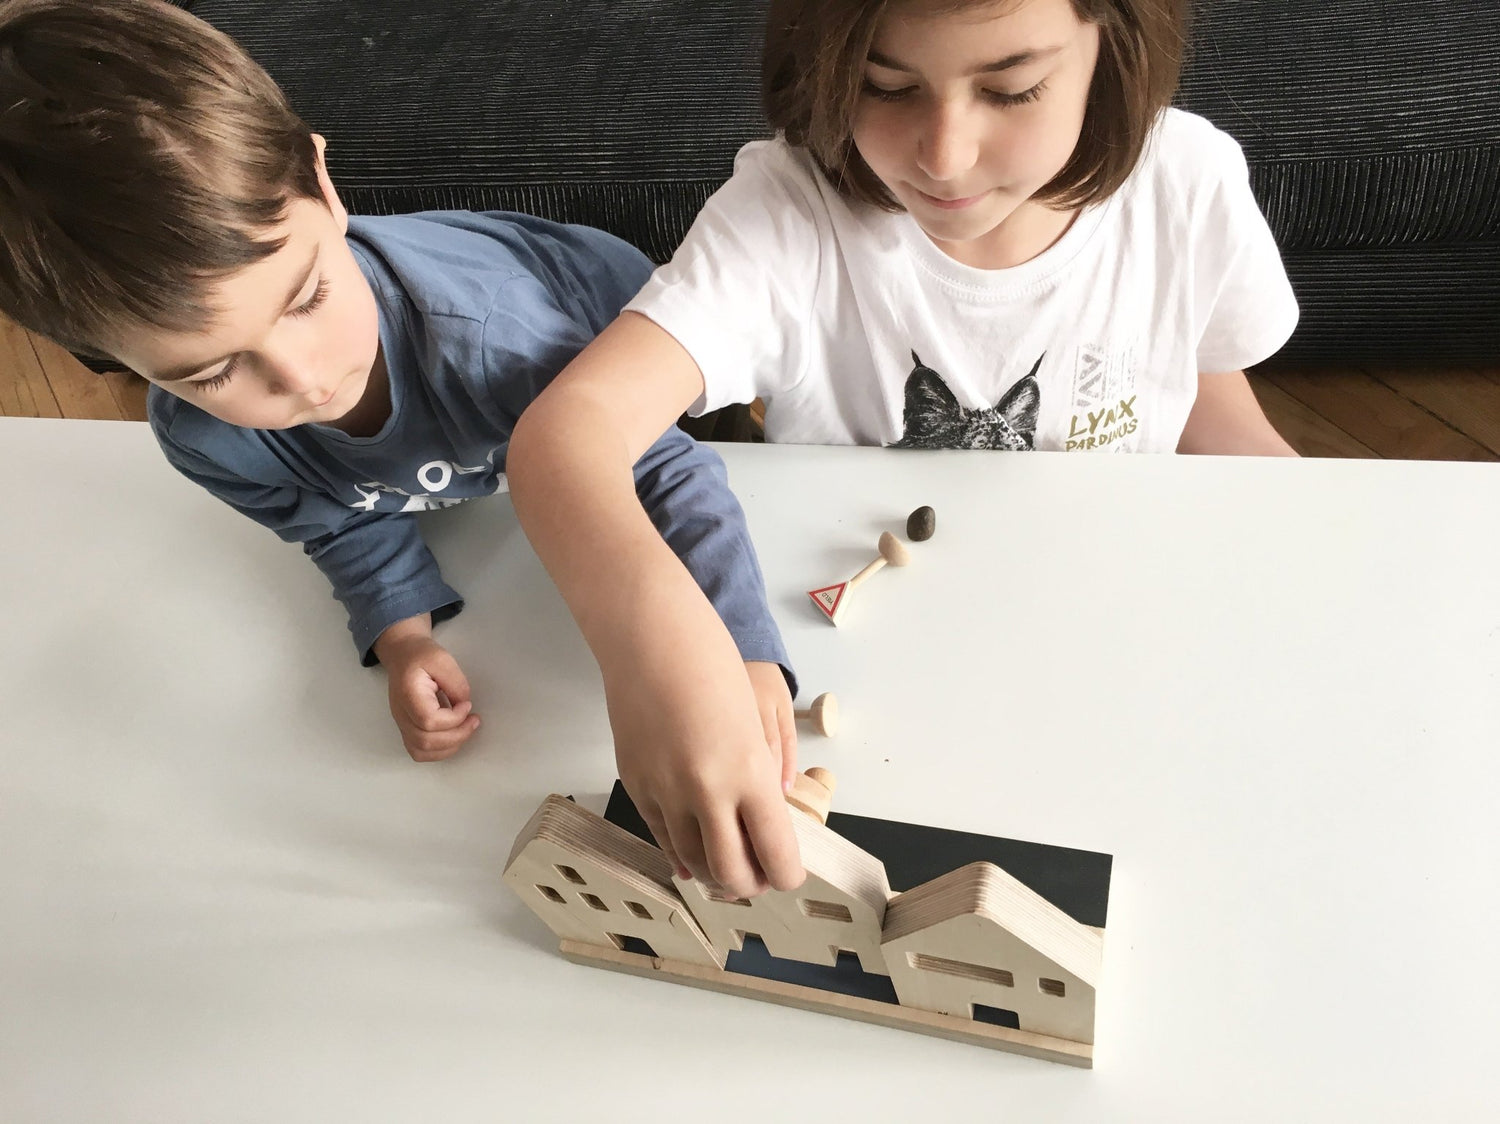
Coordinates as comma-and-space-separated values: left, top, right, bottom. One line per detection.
2, 316, 148, 423
3, 315, 1498, 460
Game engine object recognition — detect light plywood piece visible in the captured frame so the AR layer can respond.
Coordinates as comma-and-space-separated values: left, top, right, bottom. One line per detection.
559, 940, 1093, 1067
506, 785, 1109, 1068
504, 795, 723, 968
675, 801, 892, 976
882, 862, 1103, 1045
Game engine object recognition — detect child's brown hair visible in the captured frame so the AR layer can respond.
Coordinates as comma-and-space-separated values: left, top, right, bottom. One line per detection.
762, 0, 1188, 212
0, 0, 322, 359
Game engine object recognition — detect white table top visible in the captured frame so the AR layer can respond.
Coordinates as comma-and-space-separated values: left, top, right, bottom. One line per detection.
2, 416, 1497, 1121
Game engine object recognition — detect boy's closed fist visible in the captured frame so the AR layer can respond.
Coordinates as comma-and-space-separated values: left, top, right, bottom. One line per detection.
374, 615, 481, 761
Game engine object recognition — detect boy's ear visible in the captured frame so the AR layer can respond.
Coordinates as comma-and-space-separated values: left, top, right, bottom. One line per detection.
310, 134, 348, 234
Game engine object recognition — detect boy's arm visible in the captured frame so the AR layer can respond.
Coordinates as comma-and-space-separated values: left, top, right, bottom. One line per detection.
507, 312, 805, 899
161, 432, 464, 662
1178, 370, 1298, 456
297, 506, 464, 665
151, 417, 479, 756
300, 511, 481, 759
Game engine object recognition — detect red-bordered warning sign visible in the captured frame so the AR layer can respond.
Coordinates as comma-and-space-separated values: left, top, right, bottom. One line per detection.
807, 582, 848, 623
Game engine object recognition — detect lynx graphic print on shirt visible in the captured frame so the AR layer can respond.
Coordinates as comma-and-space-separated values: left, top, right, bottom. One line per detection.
889, 352, 1042, 451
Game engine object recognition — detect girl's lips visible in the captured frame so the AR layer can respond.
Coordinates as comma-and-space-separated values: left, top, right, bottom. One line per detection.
915, 188, 987, 211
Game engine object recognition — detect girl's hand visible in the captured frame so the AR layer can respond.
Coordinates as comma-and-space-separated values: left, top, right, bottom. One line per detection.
605, 635, 805, 900
504, 312, 801, 894
745, 660, 798, 795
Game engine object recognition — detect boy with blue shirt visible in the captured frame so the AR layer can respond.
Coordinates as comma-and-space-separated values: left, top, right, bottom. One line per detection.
0, 0, 801, 798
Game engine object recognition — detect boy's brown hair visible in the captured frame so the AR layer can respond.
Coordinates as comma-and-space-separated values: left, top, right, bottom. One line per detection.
763, 0, 1188, 212
0, 0, 322, 359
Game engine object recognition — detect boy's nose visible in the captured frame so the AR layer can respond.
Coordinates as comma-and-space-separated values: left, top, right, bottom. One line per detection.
265, 357, 329, 400
915, 100, 981, 184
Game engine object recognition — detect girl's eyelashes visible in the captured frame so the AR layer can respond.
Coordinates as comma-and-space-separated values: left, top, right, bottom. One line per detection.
862, 80, 917, 102
288, 276, 329, 318
985, 80, 1047, 107
860, 79, 1047, 107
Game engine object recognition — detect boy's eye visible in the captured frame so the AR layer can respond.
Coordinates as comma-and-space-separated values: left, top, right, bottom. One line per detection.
193, 354, 240, 392
289, 276, 329, 318
179, 277, 326, 393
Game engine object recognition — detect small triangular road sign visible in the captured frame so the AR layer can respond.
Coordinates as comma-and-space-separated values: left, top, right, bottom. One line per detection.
808, 582, 849, 624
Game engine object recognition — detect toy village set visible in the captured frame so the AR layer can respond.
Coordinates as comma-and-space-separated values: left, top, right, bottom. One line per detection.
504, 509, 1113, 1067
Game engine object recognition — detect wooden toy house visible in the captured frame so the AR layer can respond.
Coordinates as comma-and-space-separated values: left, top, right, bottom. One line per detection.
674, 805, 892, 976
503, 794, 723, 968
881, 861, 1102, 1044
504, 776, 1108, 1066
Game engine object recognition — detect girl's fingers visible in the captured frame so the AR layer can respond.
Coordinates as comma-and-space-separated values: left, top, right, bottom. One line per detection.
638, 802, 688, 879
700, 809, 767, 900
777, 705, 799, 792
740, 792, 805, 893
664, 812, 709, 887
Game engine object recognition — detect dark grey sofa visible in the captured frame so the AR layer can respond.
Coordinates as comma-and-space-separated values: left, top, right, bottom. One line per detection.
181, 0, 1498, 367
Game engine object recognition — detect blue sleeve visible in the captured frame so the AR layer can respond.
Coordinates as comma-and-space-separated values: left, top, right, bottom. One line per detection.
482, 277, 797, 696
632, 425, 798, 697
150, 401, 462, 667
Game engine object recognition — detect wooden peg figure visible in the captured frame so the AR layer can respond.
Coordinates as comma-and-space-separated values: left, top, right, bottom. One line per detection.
808, 531, 911, 624
785, 767, 836, 824
795, 692, 839, 737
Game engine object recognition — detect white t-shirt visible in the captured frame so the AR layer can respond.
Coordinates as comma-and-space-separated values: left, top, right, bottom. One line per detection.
626, 109, 1298, 453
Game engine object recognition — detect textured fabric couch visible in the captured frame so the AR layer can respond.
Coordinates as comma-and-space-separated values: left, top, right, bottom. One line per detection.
178, 0, 1498, 367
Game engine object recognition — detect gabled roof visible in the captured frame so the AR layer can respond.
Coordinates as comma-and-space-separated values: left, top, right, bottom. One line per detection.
882, 862, 1102, 986
784, 806, 891, 913
506, 794, 677, 901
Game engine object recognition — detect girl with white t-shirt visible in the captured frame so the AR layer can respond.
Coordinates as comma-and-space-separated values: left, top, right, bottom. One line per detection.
508, 0, 1298, 900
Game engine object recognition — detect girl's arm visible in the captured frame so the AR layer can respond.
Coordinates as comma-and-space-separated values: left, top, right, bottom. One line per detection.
506, 312, 805, 899
1177, 370, 1298, 456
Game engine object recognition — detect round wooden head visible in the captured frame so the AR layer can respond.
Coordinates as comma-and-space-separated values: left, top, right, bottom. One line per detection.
878, 531, 911, 567
786, 767, 837, 824
807, 692, 839, 736
803, 766, 836, 795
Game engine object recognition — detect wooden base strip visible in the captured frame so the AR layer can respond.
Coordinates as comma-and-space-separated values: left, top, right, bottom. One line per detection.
558, 940, 1093, 1068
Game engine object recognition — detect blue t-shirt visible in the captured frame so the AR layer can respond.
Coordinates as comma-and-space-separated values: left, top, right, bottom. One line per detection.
150, 211, 791, 685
